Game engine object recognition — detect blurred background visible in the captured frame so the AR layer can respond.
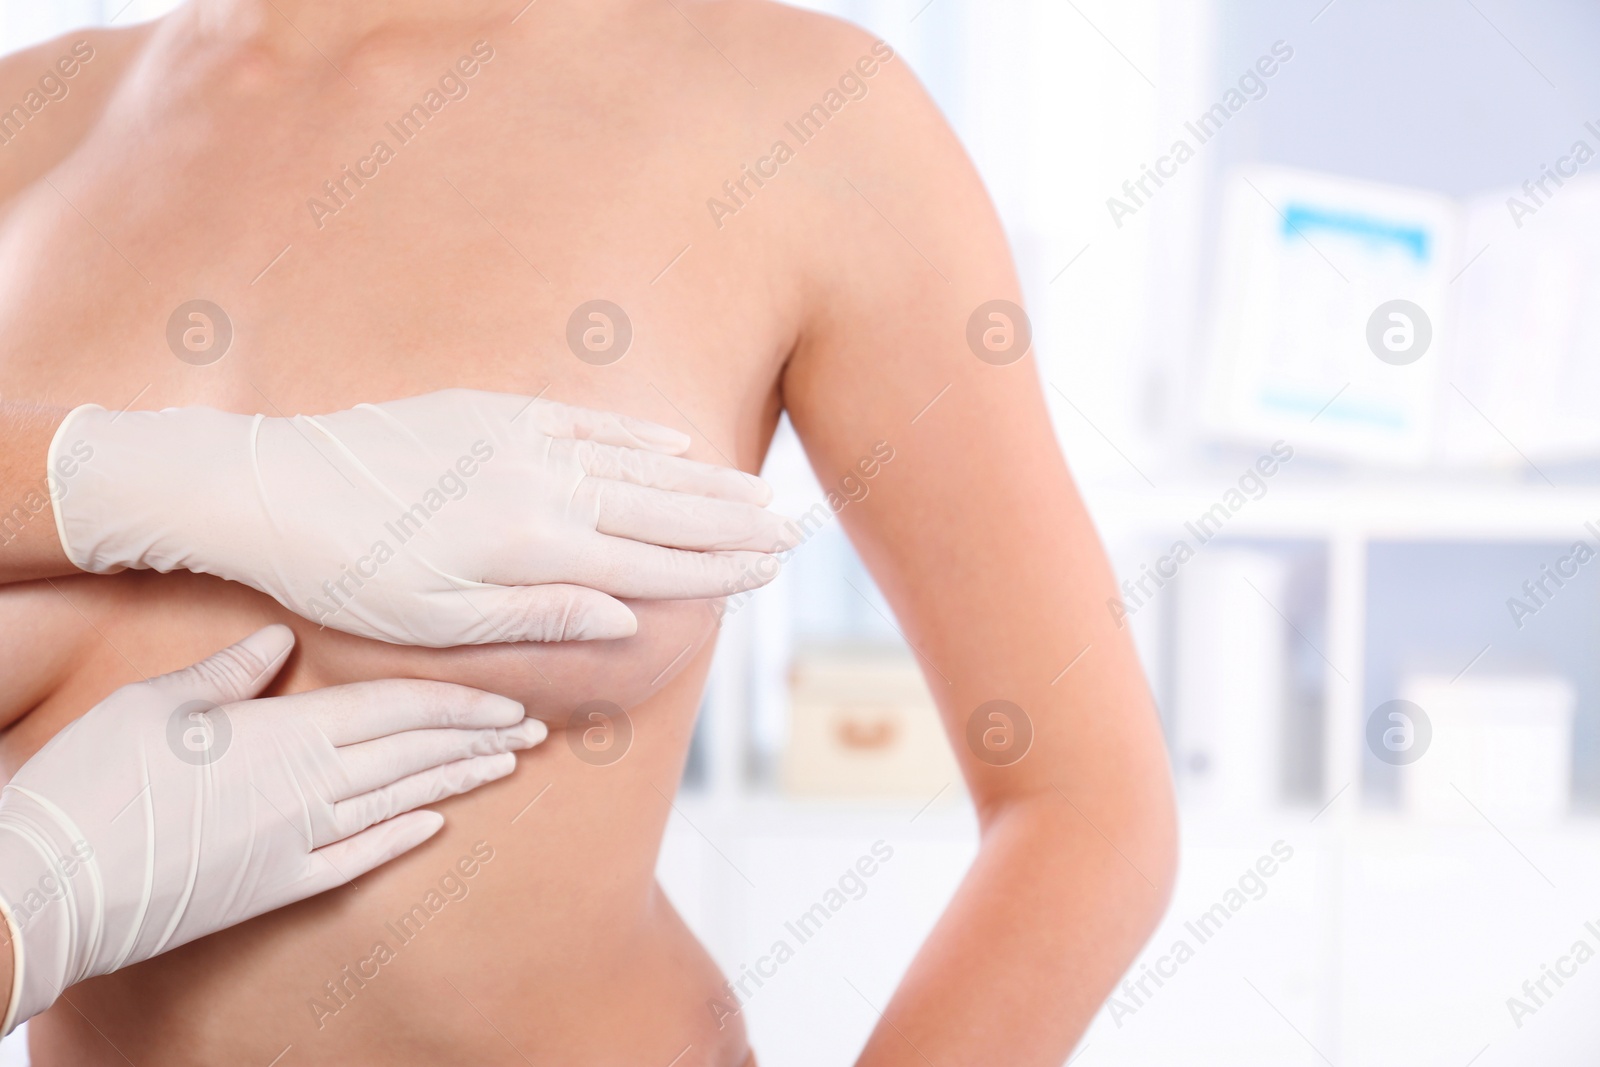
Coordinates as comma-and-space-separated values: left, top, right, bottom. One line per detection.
7, 0, 1600, 1063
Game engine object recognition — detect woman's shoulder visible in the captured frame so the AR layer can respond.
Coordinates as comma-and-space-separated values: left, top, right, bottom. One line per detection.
0, 23, 153, 204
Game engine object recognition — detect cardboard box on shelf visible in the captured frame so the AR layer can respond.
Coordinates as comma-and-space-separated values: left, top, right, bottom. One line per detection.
781, 646, 961, 799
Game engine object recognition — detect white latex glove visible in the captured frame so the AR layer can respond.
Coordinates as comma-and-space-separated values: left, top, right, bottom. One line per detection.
0, 625, 544, 1033
48, 389, 795, 646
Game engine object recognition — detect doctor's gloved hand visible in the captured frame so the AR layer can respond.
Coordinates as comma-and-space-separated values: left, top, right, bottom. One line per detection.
47, 389, 796, 646
0, 625, 544, 1033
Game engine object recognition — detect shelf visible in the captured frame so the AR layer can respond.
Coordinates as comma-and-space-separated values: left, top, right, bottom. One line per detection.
1082, 478, 1600, 540
668, 790, 980, 842
666, 790, 1600, 848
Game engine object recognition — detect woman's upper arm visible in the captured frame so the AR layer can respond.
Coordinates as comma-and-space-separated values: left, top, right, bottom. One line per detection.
780, 43, 1173, 850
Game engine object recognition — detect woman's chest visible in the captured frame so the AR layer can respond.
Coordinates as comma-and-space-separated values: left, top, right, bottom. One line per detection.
0, 63, 795, 755
0, 54, 794, 451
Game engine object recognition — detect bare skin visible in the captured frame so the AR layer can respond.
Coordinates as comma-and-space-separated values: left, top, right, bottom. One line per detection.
0, 2, 1177, 1064
0, 914, 11, 1025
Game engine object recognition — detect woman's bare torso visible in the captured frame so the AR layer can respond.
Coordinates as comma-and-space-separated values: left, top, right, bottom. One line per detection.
0, 3, 818, 1061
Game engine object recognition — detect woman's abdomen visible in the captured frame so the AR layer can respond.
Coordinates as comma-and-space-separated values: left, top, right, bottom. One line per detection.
7, 570, 749, 1067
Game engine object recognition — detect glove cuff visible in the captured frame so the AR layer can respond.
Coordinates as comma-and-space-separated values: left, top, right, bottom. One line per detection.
49, 404, 260, 576
47, 403, 112, 573
0, 793, 92, 1028
0, 888, 21, 1037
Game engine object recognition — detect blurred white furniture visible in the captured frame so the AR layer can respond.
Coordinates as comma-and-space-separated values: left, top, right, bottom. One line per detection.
1173, 549, 1291, 811
1401, 674, 1575, 823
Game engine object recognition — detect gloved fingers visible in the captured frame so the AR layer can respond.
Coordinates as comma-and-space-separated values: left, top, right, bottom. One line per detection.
298, 810, 446, 897
525, 399, 690, 455
305, 679, 528, 746
327, 753, 517, 843
573, 538, 781, 599
148, 625, 296, 706
566, 439, 771, 504
449, 583, 638, 642
333, 719, 546, 799
579, 479, 799, 553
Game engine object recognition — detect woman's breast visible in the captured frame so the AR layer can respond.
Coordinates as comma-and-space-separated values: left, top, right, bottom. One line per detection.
0, 561, 723, 759
7, 566, 751, 1067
